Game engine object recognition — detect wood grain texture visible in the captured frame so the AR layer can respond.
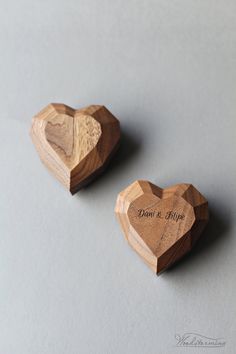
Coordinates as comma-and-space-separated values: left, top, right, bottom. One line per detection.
115, 180, 209, 274
30, 103, 120, 194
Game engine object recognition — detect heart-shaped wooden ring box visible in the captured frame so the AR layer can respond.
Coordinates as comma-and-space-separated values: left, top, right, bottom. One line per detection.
30, 103, 120, 194
115, 180, 209, 274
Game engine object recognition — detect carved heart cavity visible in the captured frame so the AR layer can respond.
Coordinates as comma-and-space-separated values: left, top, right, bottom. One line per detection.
30, 103, 120, 194
115, 180, 208, 274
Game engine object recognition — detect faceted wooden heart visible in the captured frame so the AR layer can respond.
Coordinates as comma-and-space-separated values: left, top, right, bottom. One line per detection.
115, 180, 208, 274
30, 103, 120, 194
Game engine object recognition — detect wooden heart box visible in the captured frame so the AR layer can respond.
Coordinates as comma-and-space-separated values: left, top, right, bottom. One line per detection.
30, 103, 120, 194
115, 180, 209, 274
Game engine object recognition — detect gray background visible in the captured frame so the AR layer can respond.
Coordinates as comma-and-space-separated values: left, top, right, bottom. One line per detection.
0, 1, 235, 353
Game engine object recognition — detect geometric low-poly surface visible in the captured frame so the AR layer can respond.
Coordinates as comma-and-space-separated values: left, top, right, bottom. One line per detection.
30, 103, 120, 194
115, 180, 209, 274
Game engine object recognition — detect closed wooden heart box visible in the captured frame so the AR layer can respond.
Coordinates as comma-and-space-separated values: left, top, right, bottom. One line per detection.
30, 103, 120, 194
115, 180, 209, 274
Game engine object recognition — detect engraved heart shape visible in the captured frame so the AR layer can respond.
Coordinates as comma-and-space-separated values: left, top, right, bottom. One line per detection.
31, 103, 120, 194
115, 180, 208, 274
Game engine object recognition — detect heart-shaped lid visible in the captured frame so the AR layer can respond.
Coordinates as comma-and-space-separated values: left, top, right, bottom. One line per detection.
30, 103, 120, 194
115, 180, 208, 274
